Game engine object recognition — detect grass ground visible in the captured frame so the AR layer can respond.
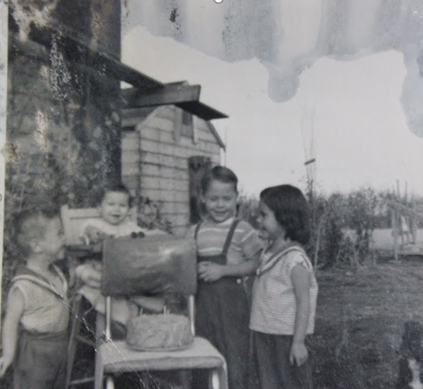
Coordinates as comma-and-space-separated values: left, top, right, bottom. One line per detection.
313, 257, 423, 388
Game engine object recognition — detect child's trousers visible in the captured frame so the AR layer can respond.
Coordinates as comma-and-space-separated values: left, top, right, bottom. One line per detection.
13, 329, 68, 389
195, 277, 251, 389
253, 331, 313, 389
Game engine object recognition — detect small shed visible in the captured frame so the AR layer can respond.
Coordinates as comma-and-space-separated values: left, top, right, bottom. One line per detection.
121, 91, 226, 237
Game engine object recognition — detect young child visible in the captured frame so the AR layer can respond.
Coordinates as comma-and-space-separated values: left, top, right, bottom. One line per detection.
76, 183, 164, 326
250, 185, 318, 389
191, 166, 263, 389
0, 209, 69, 389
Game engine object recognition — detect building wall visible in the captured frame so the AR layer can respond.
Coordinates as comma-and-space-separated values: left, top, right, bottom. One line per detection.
6, 0, 121, 209
122, 106, 221, 237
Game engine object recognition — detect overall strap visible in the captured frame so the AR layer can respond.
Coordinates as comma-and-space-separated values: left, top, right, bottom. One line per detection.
221, 219, 240, 256
194, 221, 203, 240
11, 275, 66, 301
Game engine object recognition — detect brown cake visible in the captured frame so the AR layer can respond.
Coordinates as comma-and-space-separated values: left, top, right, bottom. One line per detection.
126, 314, 194, 351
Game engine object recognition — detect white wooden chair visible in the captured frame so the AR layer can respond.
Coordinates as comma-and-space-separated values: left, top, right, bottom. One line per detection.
94, 237, 228, 389
61, 205, 227, 389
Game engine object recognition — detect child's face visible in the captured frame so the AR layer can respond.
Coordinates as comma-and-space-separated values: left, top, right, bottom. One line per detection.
202, 179, 237, 223
100, 191, 130, 225
37, 217, 66, 260
257, 201, 286, 242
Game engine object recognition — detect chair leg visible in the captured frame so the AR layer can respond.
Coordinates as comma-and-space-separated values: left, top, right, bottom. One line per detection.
208, 369, 221, 389
178, 370, 191, 389
66, 295, 84, 388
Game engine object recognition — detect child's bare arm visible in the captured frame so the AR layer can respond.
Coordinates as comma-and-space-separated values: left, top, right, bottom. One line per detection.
75, 261, 102, 289
0, 288, 25, 377
198, 251, 261, 282
290, 264, 311, 367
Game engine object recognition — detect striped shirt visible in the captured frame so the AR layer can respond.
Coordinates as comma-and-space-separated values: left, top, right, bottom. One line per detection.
189, 217, 263, 265
10, 265, 69, 333
250, 245, 318, 335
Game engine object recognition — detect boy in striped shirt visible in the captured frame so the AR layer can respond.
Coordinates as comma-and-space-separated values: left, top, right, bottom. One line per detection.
191, 166, 263, 389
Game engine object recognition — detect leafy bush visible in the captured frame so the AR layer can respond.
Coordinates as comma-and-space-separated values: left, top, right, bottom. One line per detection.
237, 187, 405, 270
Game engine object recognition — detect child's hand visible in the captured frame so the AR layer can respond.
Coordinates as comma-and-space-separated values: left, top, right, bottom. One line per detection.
0, 355, 13, 377
76, 263, 102, 289
289, 342, 308, 367
198, 262, 225, 282
83, 226, 108, 245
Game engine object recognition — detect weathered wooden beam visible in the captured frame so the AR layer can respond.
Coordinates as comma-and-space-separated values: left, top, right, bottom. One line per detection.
176, 101, 228, 120
123, 86, 228, 120
123, 84, 201, 108
21, 24, 228, 120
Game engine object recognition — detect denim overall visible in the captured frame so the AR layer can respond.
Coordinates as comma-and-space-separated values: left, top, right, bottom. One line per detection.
194, 219, 250, 389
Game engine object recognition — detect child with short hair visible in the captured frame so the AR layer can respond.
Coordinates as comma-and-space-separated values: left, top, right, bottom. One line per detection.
0, 209, 69, 389
191, 166, 263, 389
76, 183, 164, 325
250, 185, 318, 389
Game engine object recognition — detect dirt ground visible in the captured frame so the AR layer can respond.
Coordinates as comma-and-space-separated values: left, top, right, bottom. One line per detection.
2, 258, 423, 389
70, 258, 423, 389
313, 258, 423, 389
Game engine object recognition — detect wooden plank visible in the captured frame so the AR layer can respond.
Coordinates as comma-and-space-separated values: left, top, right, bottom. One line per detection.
176, 101, 228, 121
139, 138, 221, 158
162, 202, 190, 215
206, 121, 225, 149
121, 136, 139, 152
122, 107, 157, 128
196, 126, 220, 143
140, 176, 189, 192
173, 106, 183, 143
136, 113, 222, 148
141, 163, 188, 180
139, 129, 219, 152
122, 132, 139, 140
141, 189, 189, 203
140, 152, 187, 170
139, 127, 162, 142
122, 176, 139, 191
121, 150, 139, 164
143, 117, 174, 133
124, 84, 201, 108
159, 106, 176, 121
121, 163, 140, 177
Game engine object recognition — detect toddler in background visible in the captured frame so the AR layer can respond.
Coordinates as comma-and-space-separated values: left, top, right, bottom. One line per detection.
0, 209, 69, 389
250, 185, 318, 389
76, 183, 165, 326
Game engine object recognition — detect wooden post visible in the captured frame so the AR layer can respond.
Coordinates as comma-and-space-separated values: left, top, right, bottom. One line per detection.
391, 208, 399, 261
412, 199, 418, 245
0, 0, 9, 329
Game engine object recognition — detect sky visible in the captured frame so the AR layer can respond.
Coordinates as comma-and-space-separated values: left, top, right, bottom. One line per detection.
122, 25, 423, 197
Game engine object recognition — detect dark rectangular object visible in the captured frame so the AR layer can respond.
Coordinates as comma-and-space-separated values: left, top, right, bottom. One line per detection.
101, 236, 197, 296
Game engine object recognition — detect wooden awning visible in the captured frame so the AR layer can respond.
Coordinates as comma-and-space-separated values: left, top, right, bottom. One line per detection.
23, 24, 228, 121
